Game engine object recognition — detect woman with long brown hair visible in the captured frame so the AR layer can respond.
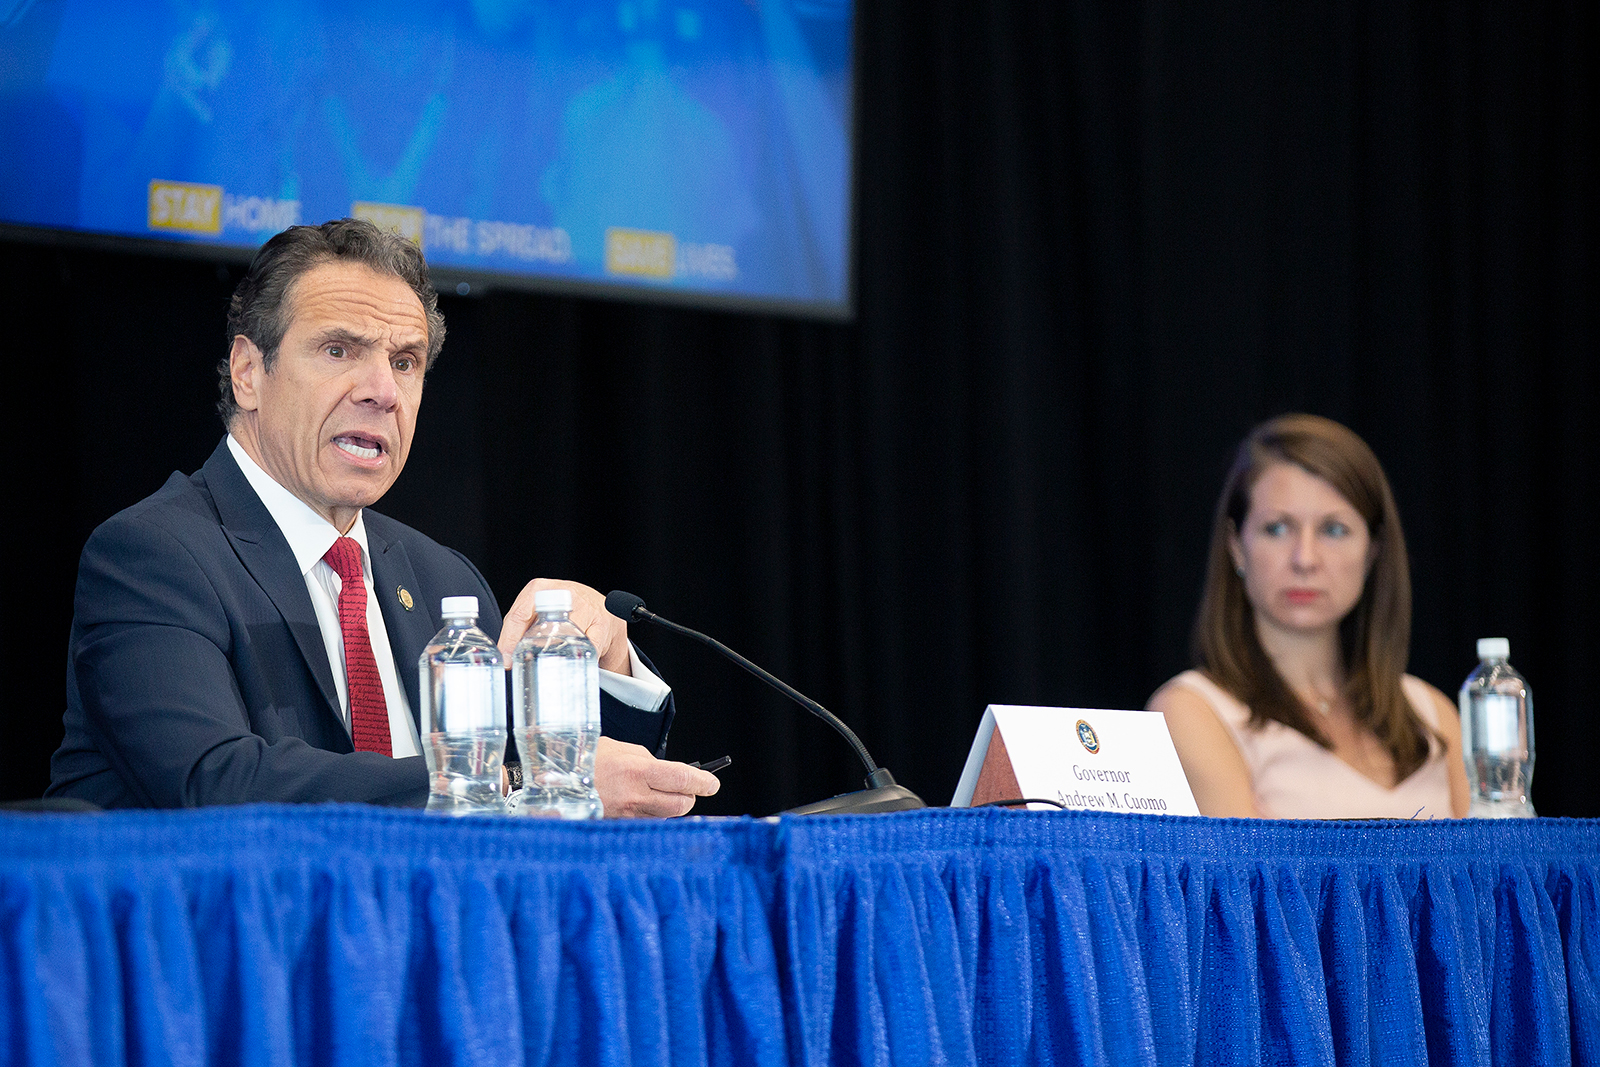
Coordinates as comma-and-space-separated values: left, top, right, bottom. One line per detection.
1148, 414, 1469, 818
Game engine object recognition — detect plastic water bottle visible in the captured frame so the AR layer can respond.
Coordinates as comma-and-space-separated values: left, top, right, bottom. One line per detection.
509, 589, 603, 819
1458, 637, 1535, 818
418, 596, 507, 815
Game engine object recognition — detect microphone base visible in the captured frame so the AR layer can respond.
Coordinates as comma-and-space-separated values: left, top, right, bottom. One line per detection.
783, 784, 927, 816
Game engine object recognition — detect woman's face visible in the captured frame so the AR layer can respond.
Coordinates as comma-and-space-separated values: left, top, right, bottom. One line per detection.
1230, 462, 1376, 639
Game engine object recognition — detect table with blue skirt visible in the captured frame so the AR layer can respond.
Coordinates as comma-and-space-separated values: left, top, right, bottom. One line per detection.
1, 805, 1595, 1066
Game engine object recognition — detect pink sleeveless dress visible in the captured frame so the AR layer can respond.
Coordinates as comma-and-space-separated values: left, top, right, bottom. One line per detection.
1170, 670, 1456, 820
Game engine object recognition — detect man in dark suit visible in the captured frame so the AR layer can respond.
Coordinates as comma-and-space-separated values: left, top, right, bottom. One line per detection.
49, 218, 720, 814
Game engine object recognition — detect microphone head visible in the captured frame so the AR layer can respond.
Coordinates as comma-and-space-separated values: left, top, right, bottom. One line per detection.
604, 589, 647, 621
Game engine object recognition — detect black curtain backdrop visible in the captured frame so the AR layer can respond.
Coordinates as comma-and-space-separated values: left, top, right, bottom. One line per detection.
3, 2, 1594, 816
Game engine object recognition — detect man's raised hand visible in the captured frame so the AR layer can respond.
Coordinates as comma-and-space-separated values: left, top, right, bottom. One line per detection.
498, 578, 631, 674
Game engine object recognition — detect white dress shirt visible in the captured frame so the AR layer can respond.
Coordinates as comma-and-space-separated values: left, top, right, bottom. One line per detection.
226, 436, 668, 757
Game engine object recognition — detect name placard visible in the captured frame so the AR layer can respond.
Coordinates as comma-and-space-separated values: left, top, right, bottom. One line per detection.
951, 705, 1200, 816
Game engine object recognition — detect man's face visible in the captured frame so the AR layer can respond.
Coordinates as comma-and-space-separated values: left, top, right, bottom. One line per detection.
229, 261, 429, 531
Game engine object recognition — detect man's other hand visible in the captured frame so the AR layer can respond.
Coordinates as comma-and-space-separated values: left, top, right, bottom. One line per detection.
594, 737, 720, 818
499, 578, 631, 674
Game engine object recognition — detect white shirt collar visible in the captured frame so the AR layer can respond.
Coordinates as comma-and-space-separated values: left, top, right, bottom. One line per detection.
226, 434, 370, 577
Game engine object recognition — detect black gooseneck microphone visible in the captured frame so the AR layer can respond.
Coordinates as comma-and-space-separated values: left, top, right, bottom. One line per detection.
604, 590, 926, 815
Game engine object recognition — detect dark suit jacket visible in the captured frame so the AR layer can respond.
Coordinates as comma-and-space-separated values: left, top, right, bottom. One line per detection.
49, 439, 674, 809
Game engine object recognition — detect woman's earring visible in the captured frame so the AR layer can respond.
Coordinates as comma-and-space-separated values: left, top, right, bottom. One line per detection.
1235, 565, 1245, 577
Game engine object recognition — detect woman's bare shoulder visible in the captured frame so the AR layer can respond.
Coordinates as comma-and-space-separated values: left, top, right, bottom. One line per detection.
1403, 674, 1463, 733
1149, 672, 1260, 818
1147, 671, 1209, 712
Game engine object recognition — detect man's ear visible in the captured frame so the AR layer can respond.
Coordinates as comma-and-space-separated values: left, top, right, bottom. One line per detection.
228, 335, 265, 413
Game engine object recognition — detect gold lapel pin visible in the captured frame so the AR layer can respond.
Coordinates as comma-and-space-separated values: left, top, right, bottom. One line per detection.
397, 587, 414, 611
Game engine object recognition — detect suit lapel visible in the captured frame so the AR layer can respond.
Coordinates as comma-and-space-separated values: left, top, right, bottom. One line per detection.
200, 440, 344, 722
371, 532, 434, 728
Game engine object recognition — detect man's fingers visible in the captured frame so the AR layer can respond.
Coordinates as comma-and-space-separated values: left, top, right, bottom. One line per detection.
497, 596, 536, 657
627, 790, 698, 819
646, 761, 722, 798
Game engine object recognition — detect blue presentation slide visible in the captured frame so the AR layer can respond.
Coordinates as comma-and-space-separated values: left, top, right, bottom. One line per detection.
0, 0, 855, 311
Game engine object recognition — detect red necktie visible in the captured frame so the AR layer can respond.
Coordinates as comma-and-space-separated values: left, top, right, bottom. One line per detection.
322, 537, 392, 755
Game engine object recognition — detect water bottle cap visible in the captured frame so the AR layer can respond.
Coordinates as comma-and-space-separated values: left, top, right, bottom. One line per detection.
440, 595, 479, 618
534, 588, 573, 613
1477, 637, 1510, 660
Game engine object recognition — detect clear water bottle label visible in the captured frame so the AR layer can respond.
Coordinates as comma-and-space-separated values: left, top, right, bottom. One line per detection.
1481, 692, 1522, 754
534, 657, 599, 729
435, 664, 502, 732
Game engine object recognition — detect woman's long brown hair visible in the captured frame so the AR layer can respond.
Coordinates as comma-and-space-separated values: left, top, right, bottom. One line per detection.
1191, 414, 1436, 779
